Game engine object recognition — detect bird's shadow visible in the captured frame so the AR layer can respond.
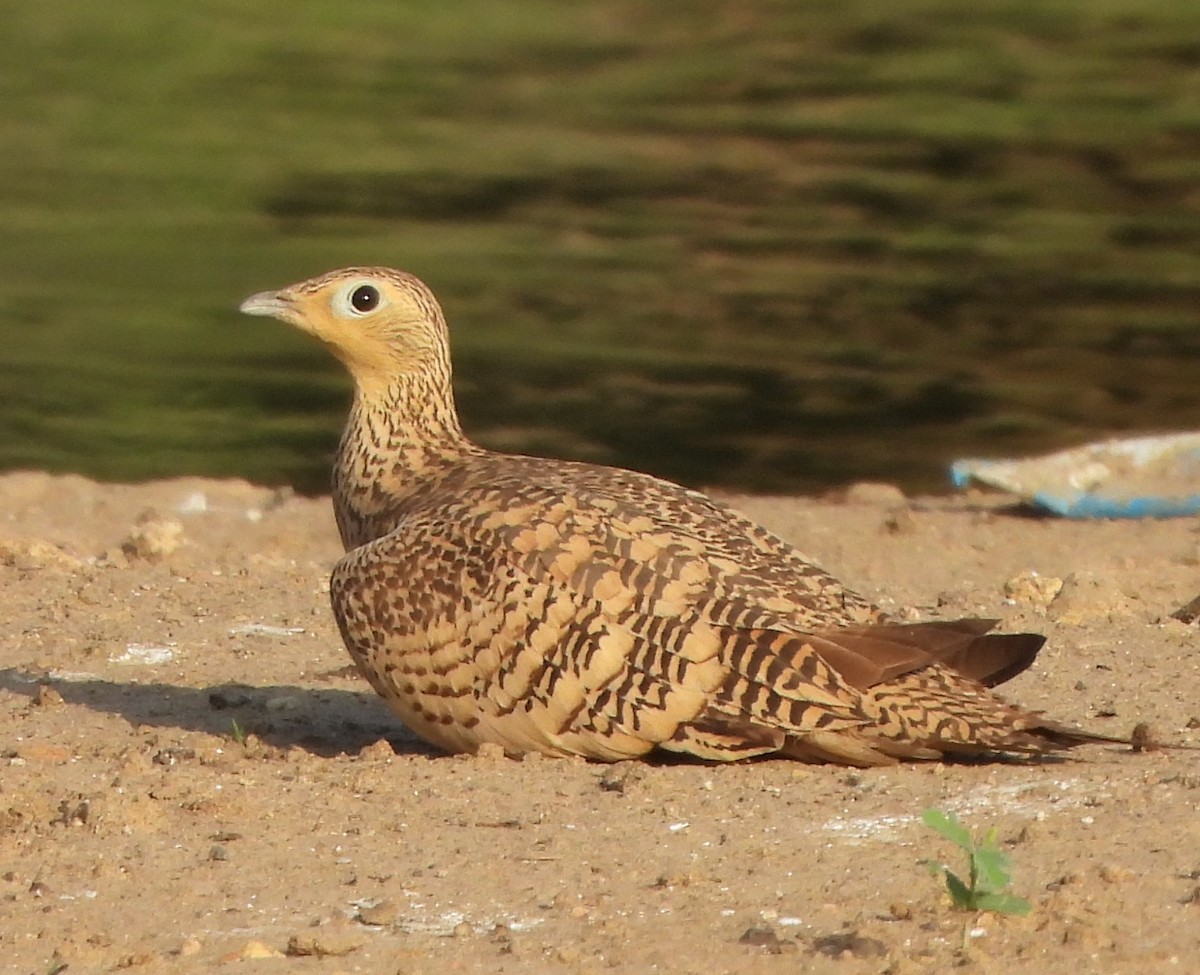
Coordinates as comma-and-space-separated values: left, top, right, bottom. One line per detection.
0, 667, 438, 758
0, 668, 1118, 768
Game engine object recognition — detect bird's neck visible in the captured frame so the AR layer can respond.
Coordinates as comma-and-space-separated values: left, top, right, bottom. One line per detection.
332, 363, 478, 550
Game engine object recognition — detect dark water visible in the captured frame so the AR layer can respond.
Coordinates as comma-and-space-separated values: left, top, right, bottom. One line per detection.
4, 1, 1200, 495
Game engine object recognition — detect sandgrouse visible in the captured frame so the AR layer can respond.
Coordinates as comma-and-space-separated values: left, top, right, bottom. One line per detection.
240, 267, 1117, 766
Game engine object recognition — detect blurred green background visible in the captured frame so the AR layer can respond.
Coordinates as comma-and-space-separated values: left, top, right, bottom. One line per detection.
4, 0, 1200, 495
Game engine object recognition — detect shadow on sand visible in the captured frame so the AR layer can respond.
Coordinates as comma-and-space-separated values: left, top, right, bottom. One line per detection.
0, 667, 438, 758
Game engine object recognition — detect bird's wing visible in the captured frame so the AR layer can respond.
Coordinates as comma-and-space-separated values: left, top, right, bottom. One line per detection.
472, 472, 1045, 745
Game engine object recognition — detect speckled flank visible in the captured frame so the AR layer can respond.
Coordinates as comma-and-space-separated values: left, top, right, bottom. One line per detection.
241, 267, 1118, 766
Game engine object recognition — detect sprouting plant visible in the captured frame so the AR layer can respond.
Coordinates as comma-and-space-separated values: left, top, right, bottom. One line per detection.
921, 808, 1031, 916
229, 718, 247, 747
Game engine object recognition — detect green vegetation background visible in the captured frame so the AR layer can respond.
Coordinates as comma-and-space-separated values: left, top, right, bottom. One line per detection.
4, 0, 1200, 494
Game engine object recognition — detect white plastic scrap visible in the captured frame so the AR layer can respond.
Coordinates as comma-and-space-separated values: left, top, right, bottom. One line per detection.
228, 623, 306, 638
109, 644, 175, 665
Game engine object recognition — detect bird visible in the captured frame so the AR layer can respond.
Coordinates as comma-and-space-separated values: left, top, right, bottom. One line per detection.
239, 266, 1120, 766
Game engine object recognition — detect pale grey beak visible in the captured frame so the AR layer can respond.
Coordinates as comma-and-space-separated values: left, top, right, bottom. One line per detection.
238, 290, 295, 321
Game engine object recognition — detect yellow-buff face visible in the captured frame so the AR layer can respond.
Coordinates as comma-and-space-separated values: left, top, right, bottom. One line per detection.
239, 266, 449, 391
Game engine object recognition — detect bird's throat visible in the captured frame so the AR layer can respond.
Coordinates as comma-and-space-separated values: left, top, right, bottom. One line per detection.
332, 370, 475, 550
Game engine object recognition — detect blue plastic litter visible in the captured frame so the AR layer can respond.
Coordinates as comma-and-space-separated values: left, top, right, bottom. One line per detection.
949, 433, 1200, 518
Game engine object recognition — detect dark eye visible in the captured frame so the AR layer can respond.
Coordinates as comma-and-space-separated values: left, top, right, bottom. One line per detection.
350, 284, 380, 313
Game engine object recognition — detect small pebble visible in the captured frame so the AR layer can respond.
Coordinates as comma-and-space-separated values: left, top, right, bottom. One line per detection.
116, 951, 157, 968
883, 508, 916, 534
18, 743, 72, 764
0, 537, 85, 571
598, 763, 644, 794
738, 925, 797, 954
473, 742, 507, 762
1130, 722, 1161, 752
286, 922, 362, 957
222, 940, 284, 961
1048, 571, 1132, 624
1098, 864, 1135, 884
357, 899, 398, 926
1003, 570, 1063, 610
808, 930, 886, 959
121, 510, 185, 561
1169, 594, 1200, 625
842, 482, 906, 507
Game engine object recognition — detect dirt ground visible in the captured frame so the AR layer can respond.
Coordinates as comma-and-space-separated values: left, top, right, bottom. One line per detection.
1, 470, 1198, 975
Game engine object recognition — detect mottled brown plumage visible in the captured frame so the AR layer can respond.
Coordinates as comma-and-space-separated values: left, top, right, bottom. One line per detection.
240, 267, 1118, 766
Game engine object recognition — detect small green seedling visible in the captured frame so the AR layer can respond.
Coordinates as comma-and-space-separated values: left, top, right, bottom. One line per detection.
229, 718, 247, 747
921, 808, 1031, 916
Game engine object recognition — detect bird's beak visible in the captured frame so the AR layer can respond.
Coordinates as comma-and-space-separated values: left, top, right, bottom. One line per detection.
238, 289, 298, 324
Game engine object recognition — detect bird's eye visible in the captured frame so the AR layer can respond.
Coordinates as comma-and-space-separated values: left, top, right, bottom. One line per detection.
350, 284, 380, 314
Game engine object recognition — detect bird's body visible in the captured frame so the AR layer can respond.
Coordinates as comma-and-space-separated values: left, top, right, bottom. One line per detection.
240, 267, 1116, 766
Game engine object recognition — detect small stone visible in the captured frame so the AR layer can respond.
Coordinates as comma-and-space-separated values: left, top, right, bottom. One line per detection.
153, 747, 195, 766
356, 899, 398, 926
553, 944, 581, 964
207, 686, 252, 710
598, 763, 644, 794
208, 845, 229, 862
1098, 864, 1135, 884
116, 951, 157, 968
843, 482, 906, 507
35, 684, 64, 708
652, 870, 697, 889
223, 940, 284, 961
1130, 722, 1161, 753
1170, 594, 1200, 625
1013, 822, 1038, 844
55, 798, 90, 827
882, 508, 916, 535
1061, 920, 1104, 949
0, 538, 85, 572
19, 743, 72, 764
286, 922, 362, 957
121, 510, 185, 561
177, 937, 202, 957
808, 930, 886, 959
738, 925, 797, 954
357, 738, 396, 761
1003, 571, 1063, 610
889, 902, 913, 920
452, 921, 474, 938
1048, 571, 1132, 624
473, 742, 507, 761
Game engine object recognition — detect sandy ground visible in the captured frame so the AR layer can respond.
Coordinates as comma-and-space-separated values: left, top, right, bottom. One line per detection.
1, 471, 1198, 975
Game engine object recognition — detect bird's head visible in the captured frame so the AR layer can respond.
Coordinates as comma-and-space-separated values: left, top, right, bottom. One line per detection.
239, 267, 450, 390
